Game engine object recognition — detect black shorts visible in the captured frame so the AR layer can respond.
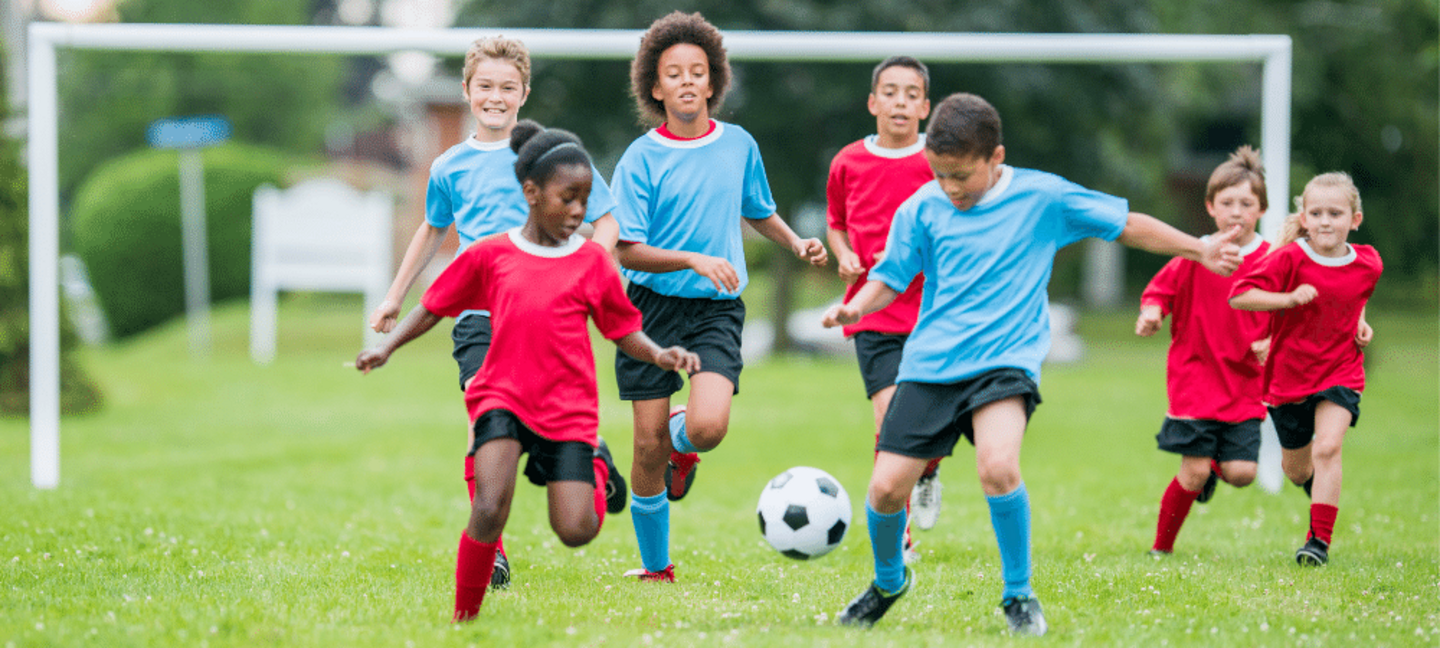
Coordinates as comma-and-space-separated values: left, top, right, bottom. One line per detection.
469, 409, 595, 487
1268, 386, 1362, 450
615, 283, 744, 401
1155, 417, 1261, 463
877, 368, 1041, 458
853, 331, 907, 399
451, 313, 492, 391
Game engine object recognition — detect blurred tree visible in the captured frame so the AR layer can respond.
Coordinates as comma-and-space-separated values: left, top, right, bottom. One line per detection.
55, 0, 343, 210
0, 47, 101, 415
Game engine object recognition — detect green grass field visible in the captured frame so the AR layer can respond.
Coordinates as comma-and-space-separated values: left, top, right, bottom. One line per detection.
3, 296, 1436, 647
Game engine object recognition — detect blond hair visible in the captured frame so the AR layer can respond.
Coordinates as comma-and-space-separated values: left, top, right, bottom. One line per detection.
1206, 145, 1267, 210
1276, 171, 1363, 248
463, 37, 530, 88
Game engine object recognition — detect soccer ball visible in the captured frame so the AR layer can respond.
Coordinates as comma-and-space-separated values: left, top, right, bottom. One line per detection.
756, 466, 852, 560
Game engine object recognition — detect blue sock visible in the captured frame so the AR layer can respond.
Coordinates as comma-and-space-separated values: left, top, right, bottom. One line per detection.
986, 483, 1033, 600
669, 409, 699, 454
867, 501, 907, 593
631, 491, 670, 573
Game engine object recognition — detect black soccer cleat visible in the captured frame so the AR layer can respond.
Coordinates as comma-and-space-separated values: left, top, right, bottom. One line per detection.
489, 549, 511, 590
1002, 594, 1048, 636
1195, 469, 1219, 504
836, 568, 911, 628
1295, 537, 1329, 566
595, 437, 627, 514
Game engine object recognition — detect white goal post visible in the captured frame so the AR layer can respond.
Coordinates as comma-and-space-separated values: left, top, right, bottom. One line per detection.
26, 22, 1292, 488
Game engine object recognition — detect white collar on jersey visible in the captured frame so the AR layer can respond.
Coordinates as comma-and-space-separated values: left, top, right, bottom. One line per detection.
1201, 231, 1266, 258
972, 165, 1015, 209
507, 226, 585, 258
466, 136, 510, 151
645, 120, 725, 149
862, 134, 926, 159
1297, 239, 1357, 266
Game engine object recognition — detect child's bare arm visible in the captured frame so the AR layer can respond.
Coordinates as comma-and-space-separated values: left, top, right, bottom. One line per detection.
356, 305, 443, 373
1229, 285, 1318, 311
1117, 213, 1242, 276
615, 331, 701, 374
827, 227, 864, 284
747, 214, 829, 267
371, 223, 450, 333
616, 242, 740, 294
1356, 306, 1373, 348
822, 280, 901, 328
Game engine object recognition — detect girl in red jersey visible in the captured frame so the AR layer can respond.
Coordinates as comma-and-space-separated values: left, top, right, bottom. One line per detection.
355, 121, 700, 621
1136, 146, 1271, 555
1230, 172, 1381, 567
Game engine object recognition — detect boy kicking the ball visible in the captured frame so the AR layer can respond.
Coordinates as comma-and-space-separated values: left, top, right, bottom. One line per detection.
823, 92, 1242, 635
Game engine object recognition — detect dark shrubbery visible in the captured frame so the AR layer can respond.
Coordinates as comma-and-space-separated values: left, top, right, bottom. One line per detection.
70, 144, 294, 339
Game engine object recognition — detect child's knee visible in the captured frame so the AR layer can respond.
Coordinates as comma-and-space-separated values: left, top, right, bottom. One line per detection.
686, 418, 728, 450
976, 457, 1020, 493
866, 477, 911, 512
1222, 462, 1257, 487
553, 517, 599, 548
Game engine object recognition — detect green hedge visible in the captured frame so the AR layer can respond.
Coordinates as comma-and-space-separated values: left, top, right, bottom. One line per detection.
70, 144, 294, 339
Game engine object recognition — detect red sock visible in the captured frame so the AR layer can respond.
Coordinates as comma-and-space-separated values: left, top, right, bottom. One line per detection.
464, 455, 476, 503
1153, 477, 1201, 553
591, 457, 608, 531
922, 457, 942, 478
1308, 503, 1338, 545
1210, 458, 1224, 481
453, 532, 498, 622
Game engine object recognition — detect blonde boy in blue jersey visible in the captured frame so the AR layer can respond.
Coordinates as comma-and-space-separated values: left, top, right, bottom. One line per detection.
824, 93, 1243, 635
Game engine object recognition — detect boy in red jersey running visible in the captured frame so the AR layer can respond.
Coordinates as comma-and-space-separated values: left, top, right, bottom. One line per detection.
1135, 146, 1271, 555
825, 56, 944, 556
356, 122, 699, 621
1231, 171, 1381, 567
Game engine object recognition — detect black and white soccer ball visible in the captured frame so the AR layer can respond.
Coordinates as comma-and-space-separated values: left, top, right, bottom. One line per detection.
756, 466, 852, 560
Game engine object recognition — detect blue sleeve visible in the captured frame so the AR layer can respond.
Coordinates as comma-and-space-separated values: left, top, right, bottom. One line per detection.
584, 163, 617, 224
425, 163, 455, 229
869, 199, 925, 293
741, 135, 777, 220
1054, 179, 1128, 248
611, 151, 652, 244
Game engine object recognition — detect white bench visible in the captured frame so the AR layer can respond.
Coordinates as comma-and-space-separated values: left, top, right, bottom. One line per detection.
249, 178, 393, 364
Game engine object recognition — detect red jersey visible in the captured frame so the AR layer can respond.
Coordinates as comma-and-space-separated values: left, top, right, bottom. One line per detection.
421, 229, 643, 445
1141, 235, 1271, 422
1230, 240, 1382, 405
826, 136, 932, 337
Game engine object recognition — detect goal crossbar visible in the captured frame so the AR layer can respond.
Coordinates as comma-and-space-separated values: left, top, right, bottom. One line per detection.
26, 22, 1292, 488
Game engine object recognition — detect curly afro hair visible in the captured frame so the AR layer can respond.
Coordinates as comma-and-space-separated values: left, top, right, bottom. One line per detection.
630, 11, 730, 125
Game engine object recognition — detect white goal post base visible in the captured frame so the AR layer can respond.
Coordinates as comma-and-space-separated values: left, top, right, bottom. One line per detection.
27, 22, 1292, 488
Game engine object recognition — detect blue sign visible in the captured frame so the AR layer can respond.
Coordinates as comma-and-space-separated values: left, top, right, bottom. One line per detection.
147, 115, 232, 149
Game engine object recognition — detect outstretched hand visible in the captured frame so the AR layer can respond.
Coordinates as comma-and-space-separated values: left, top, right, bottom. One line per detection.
836, 251, 864, 284
1201, 224, 1244, 276
1135, 304, 1163, 337
656, 346, 701, 375
354, 347, 390, 374
795, 238, 829, 267
690, 254, 741, 294
369, 299, 401, 333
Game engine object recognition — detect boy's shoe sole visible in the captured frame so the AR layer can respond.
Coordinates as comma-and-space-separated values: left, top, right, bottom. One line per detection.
595, 438, 627, 514
1295, 538, 1329, 566
1001, 595, 1048, 636
836, 568, 912, 628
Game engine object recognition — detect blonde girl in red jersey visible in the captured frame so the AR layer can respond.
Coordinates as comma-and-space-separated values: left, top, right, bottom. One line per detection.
356, 122, 699, 621
1136, 146, 1271, 555
1230, 172, 1381, 566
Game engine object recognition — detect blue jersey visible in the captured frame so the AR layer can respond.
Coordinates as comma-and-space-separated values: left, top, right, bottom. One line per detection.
611, 121, 777, 299
426, 137, 617, 250
871, 166, 1129, 385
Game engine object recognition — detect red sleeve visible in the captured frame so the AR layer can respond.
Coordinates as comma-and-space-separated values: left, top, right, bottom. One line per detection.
825, 153, 848, 231
1230, 244, 1295, 300
585, 248, 643, 340
421, 246, 489, 318
1139, 257, 1185, 315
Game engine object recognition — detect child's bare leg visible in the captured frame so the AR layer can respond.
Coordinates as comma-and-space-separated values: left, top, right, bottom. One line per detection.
1309, 402, 1349, 506
869, 452, 930, 513
1281, 445, 1313, 488
973, 397, 1027, 496
683, 372, 735, 450
1176, 455, 1213, 491
1218, 460, 1257, 487
871, 385, 897, 437
630, 398, 672, 497
547, 480, 601, 547
468, 439, 521, 542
